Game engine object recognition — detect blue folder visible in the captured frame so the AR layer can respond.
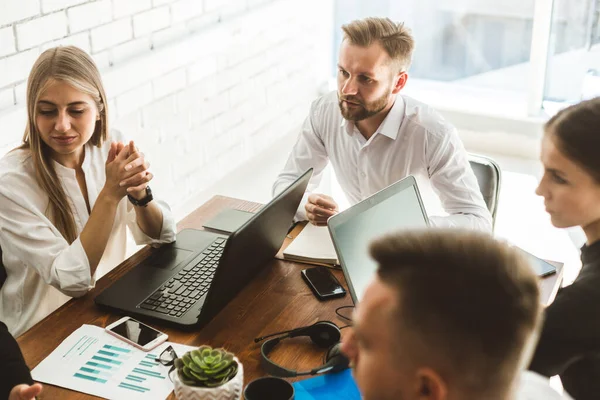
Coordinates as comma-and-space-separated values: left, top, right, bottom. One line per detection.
292, 369, 361, 399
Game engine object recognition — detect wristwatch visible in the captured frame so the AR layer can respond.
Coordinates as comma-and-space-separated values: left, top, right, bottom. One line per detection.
127, 186, 153, 207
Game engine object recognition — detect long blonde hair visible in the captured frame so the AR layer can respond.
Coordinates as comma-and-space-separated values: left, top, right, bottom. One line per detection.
22, 46, 108, 243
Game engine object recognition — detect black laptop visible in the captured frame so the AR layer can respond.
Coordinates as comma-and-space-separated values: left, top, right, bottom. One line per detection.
95, 168, 313, 328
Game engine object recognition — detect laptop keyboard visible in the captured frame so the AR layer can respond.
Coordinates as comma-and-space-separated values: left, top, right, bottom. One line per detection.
138, 237, 226, 318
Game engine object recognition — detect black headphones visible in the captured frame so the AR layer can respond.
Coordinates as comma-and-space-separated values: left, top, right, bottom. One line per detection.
254, 321, 350, 378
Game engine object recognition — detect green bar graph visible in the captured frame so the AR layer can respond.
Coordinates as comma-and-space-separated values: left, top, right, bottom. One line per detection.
119, 382, 150, 392
98, 349, 121, 358
139, 361, 157, 367
132, 368, 165, 379
79, 367, 111, 378
74, 373, 107, 383
126, 375, 145, 383
92, 355, 122, 365
86, 361, 113, 370
104, 344, 130, 353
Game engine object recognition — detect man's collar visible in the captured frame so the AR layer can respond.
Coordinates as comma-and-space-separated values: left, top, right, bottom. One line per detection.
375, 96, 404, 140
340, 96, 405, 140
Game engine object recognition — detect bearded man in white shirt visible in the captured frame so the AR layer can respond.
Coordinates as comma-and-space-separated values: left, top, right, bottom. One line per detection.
273, 17, 492, 231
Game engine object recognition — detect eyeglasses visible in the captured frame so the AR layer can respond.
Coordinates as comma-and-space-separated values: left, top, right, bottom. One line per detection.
155, 345, 179, 380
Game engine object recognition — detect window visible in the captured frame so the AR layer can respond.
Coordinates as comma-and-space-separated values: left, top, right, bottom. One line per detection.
334, 0, 600, 117
544, 0, 600, 104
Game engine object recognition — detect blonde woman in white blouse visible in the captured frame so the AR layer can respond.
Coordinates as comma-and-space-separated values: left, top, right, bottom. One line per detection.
0, 46, 176, 337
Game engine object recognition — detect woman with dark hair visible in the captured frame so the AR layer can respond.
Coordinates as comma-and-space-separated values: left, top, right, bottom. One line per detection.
529, 97, 600, 399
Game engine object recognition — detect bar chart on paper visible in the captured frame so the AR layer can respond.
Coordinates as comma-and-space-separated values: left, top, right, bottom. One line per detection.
32, 324, 192, 399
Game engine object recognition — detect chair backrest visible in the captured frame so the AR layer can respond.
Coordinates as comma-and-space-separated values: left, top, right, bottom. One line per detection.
468, 154, 501, 230
0, 247, 5, 289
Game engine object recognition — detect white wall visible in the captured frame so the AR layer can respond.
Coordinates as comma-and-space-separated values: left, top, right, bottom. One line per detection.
0, 0, 334, 213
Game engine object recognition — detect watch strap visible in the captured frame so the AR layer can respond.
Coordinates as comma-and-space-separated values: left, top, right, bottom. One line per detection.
127, 186, 153, 207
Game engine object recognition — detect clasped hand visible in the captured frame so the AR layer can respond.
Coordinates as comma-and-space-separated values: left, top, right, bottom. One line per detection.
104, 141, 153, 202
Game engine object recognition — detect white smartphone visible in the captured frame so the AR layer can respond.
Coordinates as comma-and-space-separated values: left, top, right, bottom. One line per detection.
105, 316, 168, 352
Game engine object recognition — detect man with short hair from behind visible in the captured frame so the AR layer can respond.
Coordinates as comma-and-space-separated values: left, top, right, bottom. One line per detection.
341, 230, 571, 399
273, 17, 491, 232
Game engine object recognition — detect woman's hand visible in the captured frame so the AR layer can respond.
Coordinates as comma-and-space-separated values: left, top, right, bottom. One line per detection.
118, 141, 153, 200
102, 141, 132, 203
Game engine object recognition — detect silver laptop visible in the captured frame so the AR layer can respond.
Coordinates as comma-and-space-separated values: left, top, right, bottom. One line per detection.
327, 175, 429, 304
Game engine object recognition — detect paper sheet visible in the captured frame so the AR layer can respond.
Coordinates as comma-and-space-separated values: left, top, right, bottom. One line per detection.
283, 224, 338, 264
32, 324, 196, 399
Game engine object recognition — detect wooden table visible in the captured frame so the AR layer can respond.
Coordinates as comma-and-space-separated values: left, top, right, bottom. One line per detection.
17, 195, 564, 399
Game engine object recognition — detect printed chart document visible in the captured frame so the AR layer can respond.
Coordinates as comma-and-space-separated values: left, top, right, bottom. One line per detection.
32, 324, 195, 399
283, 224, 339, 266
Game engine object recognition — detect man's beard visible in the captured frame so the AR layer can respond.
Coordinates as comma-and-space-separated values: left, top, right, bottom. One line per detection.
338, 91, 390, 122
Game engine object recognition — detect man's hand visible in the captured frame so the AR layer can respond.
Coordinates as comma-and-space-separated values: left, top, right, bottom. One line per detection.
9, 383, 43, 400
305, 194, 338, 226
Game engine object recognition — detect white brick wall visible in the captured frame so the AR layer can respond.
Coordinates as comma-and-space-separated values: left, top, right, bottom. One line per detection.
41, 31, 92, 54
0, 89, 13, 110
113, 0, 152, 19
171, 0, 203, 24
0, 27, 16, 57
133, 6, 170, 37
42, 0, 87, 14
153, 68, 187, 99
14, 84, 26, 106
153, 0, 177, 5
91, 18, 133, 53
0, 0, 40, 27
16, 12, 68, 51
0, 0, 333, 219
67, 0, 112, 34
0, 49, 40, 89
110, 37, 151, 65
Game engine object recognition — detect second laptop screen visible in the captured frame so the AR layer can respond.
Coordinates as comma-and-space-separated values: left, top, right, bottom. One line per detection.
332, 185, 428, 303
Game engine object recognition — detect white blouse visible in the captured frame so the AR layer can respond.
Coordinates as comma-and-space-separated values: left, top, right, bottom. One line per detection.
0, 131, 176, 337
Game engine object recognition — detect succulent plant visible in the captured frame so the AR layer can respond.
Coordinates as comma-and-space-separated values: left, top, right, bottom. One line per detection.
174, 345, 239, 388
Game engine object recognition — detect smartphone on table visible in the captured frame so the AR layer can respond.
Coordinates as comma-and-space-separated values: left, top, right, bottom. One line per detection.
105, 316, 168, 352
514, 247, 557, 277
301, 266, 346, 300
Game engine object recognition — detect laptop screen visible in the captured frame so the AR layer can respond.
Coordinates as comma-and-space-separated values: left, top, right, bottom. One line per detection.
328, 176, 429, 304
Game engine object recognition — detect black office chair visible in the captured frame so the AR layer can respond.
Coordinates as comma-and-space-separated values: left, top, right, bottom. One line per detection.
468, 154, 501, 230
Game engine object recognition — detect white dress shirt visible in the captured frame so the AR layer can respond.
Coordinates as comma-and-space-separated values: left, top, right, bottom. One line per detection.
273, 91, 492, 232
517, 371, 573, 400
0, 130, 176, 337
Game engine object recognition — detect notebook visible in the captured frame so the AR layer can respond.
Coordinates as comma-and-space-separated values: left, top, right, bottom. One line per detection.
282, 223, 338, 266
292, 368, 360, 399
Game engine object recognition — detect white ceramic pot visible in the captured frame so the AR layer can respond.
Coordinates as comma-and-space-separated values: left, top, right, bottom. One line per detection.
172, 358, 244, 400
